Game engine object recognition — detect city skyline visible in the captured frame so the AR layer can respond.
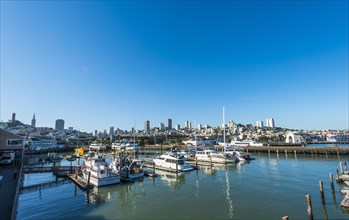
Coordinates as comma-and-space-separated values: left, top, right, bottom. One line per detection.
1, 1, 348, 132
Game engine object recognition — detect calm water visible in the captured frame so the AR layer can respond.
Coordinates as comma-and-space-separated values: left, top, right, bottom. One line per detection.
17, 153, 349, 220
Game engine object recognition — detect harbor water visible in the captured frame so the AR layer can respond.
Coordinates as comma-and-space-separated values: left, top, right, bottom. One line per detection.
17, 153, 349, 219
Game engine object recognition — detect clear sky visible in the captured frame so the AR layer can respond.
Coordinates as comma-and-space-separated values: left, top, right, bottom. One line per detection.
1, 0, 348, 133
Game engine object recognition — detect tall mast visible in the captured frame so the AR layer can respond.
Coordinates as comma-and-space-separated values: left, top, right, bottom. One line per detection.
223, 106, 226, 151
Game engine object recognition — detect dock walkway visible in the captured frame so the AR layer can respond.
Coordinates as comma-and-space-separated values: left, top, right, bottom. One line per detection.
67, 174, 93, 190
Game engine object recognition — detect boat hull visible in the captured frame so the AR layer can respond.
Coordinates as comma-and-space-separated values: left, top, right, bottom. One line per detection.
82, 171, 121, 187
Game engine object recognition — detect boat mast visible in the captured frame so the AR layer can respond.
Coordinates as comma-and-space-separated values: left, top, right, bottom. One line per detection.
195, 120, 197, 152
133, 120, 136, 159
223, 106, 226, 152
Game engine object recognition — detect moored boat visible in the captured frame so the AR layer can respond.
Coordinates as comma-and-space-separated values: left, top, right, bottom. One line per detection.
153, 151, 193, 172
195, 149, 238, 164
82, 152, 120, 187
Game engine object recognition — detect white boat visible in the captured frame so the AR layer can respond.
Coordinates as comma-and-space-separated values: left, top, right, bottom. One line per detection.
89, 143, 107, 151
195, 149, 237, 164
82, 152, 120, 187
224, 146, 254, 162
153, 151, 193, 172
111, 156, 145, 181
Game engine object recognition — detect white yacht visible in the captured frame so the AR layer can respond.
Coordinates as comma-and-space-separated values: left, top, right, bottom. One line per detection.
224, 146, 253, 162
82, 152, 120, 187
111, 156, 145, 181
89, 143, 107, 151
195, 149, 237, 164
153, 151, 193, 172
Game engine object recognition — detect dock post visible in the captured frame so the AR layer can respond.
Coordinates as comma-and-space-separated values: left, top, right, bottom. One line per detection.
335, 169, 340, 183
294, 150, 297, 156
87, 172, 91, 186
153, 163, 155, 174
319, 181, 325, 204
305, 194, 313, 220
210, 156, 212, 167
75, 167, 78, 179
195, 158, 198, 168
285, 150, 287, 156
329, 173, 335, 193
176, 161, 178, 173
276, 150, 279, 155
340, 162, 343, 174
282, 216, 289, 220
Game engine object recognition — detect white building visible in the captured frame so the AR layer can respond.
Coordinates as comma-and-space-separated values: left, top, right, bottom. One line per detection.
256, 120, 263, 128
285, 132, 301, 144
175, 124, 180, 131
266, 118, 275, 128
159, 123, 165, 131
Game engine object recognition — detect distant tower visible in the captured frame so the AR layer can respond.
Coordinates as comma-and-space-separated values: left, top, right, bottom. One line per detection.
31, 114, 36, 127
175, 124, 180, 131
256, 120, 263, 128
55, 119, 65, 130
198, 124, 202, 131
110, 126, 114, 135
159, 123, 165, 131
266, 118, 275, 128
167, 119, 172, 130
144, 120, 150, 132
12, 113, 16, 122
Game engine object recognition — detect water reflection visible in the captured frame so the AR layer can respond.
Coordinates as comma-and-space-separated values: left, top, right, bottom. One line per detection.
156, 169, 185, 191
85, 187, 113, 205
225, 168, 234, 218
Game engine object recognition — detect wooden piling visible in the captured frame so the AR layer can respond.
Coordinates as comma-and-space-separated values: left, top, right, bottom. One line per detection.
176, 161, 178, 172
276, 150, 279, 154
87, 172, 91, 186
340, 162, 344, 174
336, 169, 340, 183
319, 181, 325, 204
305, 194, 313, 220
75, 167, 78, 179
282, 216, 289, 220
329, 173, 335, 193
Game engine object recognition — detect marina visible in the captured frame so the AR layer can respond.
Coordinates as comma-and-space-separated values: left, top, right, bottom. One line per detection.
12, 151, 349, 219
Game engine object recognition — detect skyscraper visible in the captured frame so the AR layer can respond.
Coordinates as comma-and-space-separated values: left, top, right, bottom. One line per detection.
12, 113, 16, 122
31, 114, 36, 127
144, 120, 150, 132
159, 123, 165, 131
167, 118, 172, 130
55, 119, 65, 130
256, 120, 263, 128
266, 118, 275, 128
175, 124, 180, 130
110, 126, 114, 135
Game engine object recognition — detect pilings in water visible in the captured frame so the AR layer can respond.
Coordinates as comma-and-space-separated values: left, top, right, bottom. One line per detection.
305, 194, 313, 220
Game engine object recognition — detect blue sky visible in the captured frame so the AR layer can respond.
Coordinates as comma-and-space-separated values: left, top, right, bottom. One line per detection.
1, 1, 348, 132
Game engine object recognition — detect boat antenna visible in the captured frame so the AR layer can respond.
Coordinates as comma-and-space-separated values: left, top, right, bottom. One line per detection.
134, 120, 136, 159
194, 119, 197, 152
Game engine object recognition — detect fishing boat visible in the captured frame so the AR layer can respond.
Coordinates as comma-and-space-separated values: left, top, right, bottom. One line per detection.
153, 151, 194, 172
82, 152, 120, 187
111, 155, 145, 181
224, 146, 254, 162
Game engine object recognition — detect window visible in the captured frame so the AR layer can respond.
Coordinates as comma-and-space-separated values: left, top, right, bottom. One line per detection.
7, 139, 23, 146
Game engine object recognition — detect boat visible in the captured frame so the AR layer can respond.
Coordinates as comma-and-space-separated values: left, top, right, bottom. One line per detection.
89, 143, 107, 151
46, 152, 63, 163
195, 149, 237, 164
81, 151, 120, 187
224, 146, 253, 162
153, 151, 194, 172
111, 155, 145, 181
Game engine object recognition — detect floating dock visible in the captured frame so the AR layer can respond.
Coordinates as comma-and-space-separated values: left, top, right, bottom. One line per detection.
67, 174, 93, 190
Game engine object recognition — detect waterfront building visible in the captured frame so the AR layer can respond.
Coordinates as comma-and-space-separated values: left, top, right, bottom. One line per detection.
285, 132, 301, 144
256, 120, 263, 128
266, 118, 275, 128
175, 124, 180, 131
144, 120, 150, 132
159, 123, 165, 131
0, 128, 25, 151
55, 119, 65, 130
26, 136, 57, 150
167, 118, 172, 130
31, 114, 36, 127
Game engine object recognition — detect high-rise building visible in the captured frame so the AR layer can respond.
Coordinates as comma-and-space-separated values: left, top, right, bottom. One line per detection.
185, 121, 190, 129
175, 124, 180, 130
159, 123, 165, 131
55, 119, 65, 130
167, 119, 172, 130
144, 120, 150, 132
266, 118, 275, 128
110, 126, 114, 135
12, 113, 16, 122
256, 120, 263, 128
31, 114, 36, 127
198, 124, 202, 131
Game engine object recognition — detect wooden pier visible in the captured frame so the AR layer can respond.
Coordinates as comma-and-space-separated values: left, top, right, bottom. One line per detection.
241, 146, 349, 155
67, 174, 93, 190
